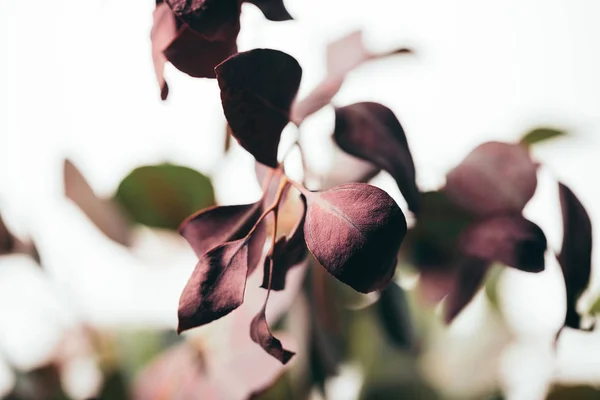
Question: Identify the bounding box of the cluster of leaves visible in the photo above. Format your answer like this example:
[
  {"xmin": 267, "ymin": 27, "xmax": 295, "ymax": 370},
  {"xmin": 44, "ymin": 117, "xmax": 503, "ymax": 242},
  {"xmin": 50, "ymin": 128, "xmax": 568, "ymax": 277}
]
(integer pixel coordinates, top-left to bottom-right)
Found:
[
  {"xmin": 149, "ymin": 0, "xmax": 596, "ymax": 369},
  {"xmin": 177, "ymin": 48, "xmax": 413, "ymax": 364},
  {"xmin": 399, "ymin": 129, "xmax": 593, "ymax": 334},
  {"xmin": 152, "ymin": 0, "xmax": 293, "ymax": 100}
]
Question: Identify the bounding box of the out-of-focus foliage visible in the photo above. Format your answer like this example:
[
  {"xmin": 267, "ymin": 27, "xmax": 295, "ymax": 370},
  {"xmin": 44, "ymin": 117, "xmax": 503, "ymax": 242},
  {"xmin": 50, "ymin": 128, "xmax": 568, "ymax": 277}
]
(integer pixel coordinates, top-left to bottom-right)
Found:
[
  {"xmin": 114, "ymin": 163, "xmax": 215, "ymax": 231},
  {"xmin": 520, "ymin": 127, "xmax": 567, "ymax": 147}
]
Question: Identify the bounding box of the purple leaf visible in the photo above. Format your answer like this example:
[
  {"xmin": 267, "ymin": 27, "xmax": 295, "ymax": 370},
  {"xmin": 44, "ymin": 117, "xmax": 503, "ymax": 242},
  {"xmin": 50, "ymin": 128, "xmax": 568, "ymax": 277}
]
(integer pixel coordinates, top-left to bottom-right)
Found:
[
  {"xmin": 178, "ymin": 238, "xmax": 249, "ymax": 333},
  {"xmin": 179, "ymin": 201, "xmax": 266, "ymax": 274},
  {"xmin": 180, "ymin": 202, "xmax": 262, "ymax": 258},
  {"xmin": 261, "ymin": 197, "xmax": 307, "ymax": 290},
  {"xmin": 445, "ymin": 142, "xmax": 538, "ymax": 217},
  {"xmin": 216, "ymin": 49, "xmax": 302, "ymax": 167},
  {"xmin": 166, "ymin": 0, "xmax": 241, "ymax": 41},
  {"xmin": 333, "ymin": 102, "xmax": 420, "ymax": 214},
  {"xmin": 303, "ymin": 183, "xmax": 407, "ymax": 293},
  {"xmin": 245, "ymin": 0, "xmax": 293, "ymax": 21},
  {"xmin": 444, "ymin": 257, "xmax": 490, "ymax": 323},
  {"xmin": 558, "ymin": 183, "xmax": 592, "ymax": 329},
  {"xmin": 151, "ymin": 3, "xmax": 178, "ymax": 100},
  {"xmin": 458, "ymin": 215, "xmax": 547, "ymax": 273},
  {"xmin": 250, "ymin": 287, "xmax": 295, "ymax": 364},
  {"xmin": 164, "ymin": 26, "xmax": 238, "ymax": 80}
]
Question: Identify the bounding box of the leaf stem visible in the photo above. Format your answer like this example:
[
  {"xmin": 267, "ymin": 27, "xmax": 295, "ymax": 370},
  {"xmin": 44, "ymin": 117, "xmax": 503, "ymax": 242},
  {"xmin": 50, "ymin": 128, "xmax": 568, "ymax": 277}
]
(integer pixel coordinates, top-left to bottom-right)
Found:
[
  {"xmin": 286, "ymin": 177, "xmax": 312, "ymax": 198},
  {"xmin": 246, "ymin": 176, "xmax": 290, "ymax": 240}
]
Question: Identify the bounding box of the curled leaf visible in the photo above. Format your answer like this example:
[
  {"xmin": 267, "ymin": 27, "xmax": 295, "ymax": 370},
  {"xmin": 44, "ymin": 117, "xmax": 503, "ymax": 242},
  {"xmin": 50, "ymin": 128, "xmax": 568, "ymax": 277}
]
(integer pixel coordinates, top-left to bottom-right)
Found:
[
  {"xmin": 444, "ymin": 257, "xmax": 490, "ymax": 323},
  {"xmin": 458, "ymin": 215, "xmax": 547, "ymax": 273},
  {"xmin": 164, "ymin": 26, "xmax": 238, "ymax": 79},
  {"xmin": 249, "ymin": 308, "xmax": 295, "ymax": 364},
  {"xmin": 246, "ymin": 0, "xmax": 293, "ymax": 21},
  {"xmin": 334, "ymin": 102, "xmax": 419, "ymax": 214},
  {"xmin": 250, "ymin": 278, "xmax": 295, "ymax": 363},
  {"xmin": 216, "ymin": 49, "xmax": 302, "ymax": 167},
  {"xmin": 178, "ymin": 238, "xmax": 249, "ymax": 333},
  {"xmin": 114, "ymin": 163, "xmax": 215, "ymax": 231},
  {"xmin": 445, "ymin": 141, "xmax": 537, "ymax": 217},
  {"xmin": 64, "ymin": 159, "xmax": 132, "ymax": 246},
  {"xmin": 151, "ymin": 3, "xmax": 178, "ymax": 100},
  {"xmin": 166, "ymin": 0, "xmax": 241, "ymax": 41},
  {"xmin": 303, "ymin": 183, "xmax": 407, "ymax": 293},
  {"xmin": 558, "ymin": 183, "xmax": 592, "ymax": 329}
]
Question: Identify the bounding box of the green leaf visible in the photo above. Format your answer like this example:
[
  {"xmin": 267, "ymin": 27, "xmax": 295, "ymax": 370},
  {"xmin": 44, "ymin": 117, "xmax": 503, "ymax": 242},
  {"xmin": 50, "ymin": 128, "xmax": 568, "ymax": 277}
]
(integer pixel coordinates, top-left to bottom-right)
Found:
[
  {"xmin": 520, "ymin": 127, "xmax": 566, "ymax": 147},
  {"xmin": 114, "ymin": 163, "xmax": 215, "ymax": 231},
  {"xmin": 484, "ymin": 264, "xmax": 504, "ymax": 313},
  {"xmin": 588, "ymin": 296, "xmax": 600, "ymax": 315}
]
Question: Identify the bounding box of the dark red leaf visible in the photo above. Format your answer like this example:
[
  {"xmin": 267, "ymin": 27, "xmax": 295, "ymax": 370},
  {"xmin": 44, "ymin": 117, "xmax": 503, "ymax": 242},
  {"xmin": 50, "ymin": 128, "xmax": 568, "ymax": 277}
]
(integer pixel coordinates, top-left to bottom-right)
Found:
[
  {"xmin": 445, "ymin": 142, "xmax": 538, "ymax": 217},
  {"xmin": 250, "ymin": 269, "xmax": 295, "ymax": 364},
  {"xmin": 164, "ymin": 26, "xmax": 238, "ymax": 79},
  {"xmin": 333, "ymin": 102, "xmax": 420, "ymax": 214},
  {"xmin": 458, "ymin": 215, "xmax": 547, "ymax": 273},
  {"xmin": 303, "ymin": 183, "xmax": 407, "ymax": 293},
  {"xmin": 166, "ymin": 0, "xmax": 241, "ymax": 41},
  {"xmin": 178, "ymin": 238, "xmax": 250, "ymax": 333},
  {"xmin": 261, "ymin": 197, "xmax": 307, "ymax": 290},
  {"xmin": 250, "ymin": 306, "xmax": 295, "ymax": 364},
  {"xmin": 444, "ymin": 257, "xmax": 490, "ymax": 323},
  {"xmin": 558, "ymin": 183, "xmax": 592, "ymax": 329},
  {"xmin": 245, "ymin": 0, "xmax": 292, "ymax": 21},
  {"xmin": 151, "ymin": 3, "xmax": 178, "ymax": 100},
  {"xmin": 179, "ymin": 202, "xmax": 262, "ymax": 258},
  {"xmin": 216, "ymin": 49, "xmax": 302, "ymax": 167},
  {"xmin": 179, "ymin": 201, "xmax": 266, "ymax": 275}
]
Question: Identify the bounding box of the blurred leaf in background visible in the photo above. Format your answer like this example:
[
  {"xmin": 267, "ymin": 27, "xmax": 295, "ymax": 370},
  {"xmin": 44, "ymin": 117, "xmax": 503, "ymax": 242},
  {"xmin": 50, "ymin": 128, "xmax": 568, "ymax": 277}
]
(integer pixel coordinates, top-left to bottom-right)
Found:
[
  {"xmin": 520, "ymin": 127, "xmax": 567, "ymax": 147},
  {"xmin": 113, "ymin": 163, "xmax": 215, "ymax": 231}
]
